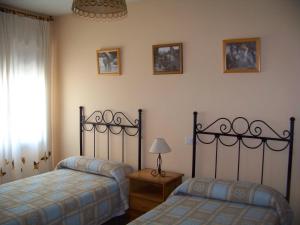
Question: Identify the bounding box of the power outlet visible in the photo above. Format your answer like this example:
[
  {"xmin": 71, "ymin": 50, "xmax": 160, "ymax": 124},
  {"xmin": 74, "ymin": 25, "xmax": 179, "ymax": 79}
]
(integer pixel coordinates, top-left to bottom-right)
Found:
[{"xmin": 185, "ymin": 136, "xmax": 193, "ymax": 145}]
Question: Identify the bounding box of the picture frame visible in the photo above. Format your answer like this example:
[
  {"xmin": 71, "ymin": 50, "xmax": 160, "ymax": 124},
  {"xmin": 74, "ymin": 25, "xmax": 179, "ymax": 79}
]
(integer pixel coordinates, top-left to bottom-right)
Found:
[
  {"xmin": 96, "ymin": 48, "xmax": 121, "ymax": 75},
  {"xmin": 223, "ymin": 38, "xmax": 261, "ymax": 73},
  {"xmin": 152, "ymin": 43, "xmax": 183, "ymax": 75}
]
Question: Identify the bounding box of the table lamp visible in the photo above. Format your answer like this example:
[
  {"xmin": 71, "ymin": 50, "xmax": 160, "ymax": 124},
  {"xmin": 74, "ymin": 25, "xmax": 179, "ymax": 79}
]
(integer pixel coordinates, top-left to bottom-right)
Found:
[{"xmin": 149, "ymin": 138, "xmax": 171, "ymax": 177}]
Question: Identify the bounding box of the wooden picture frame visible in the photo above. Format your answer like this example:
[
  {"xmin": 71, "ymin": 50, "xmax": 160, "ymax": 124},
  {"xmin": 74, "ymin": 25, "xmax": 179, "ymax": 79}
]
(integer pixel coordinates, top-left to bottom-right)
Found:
[
  {"xmin": 152, "ymin": 43, "xmax": 183, "ymax": 75},
  {"xmin": 96, "ymin": 48, "xmax": 121, "ymax": 75},
  {"xmin": 223, "ymin": 38, "xmax": 261, "ymax": 73}
]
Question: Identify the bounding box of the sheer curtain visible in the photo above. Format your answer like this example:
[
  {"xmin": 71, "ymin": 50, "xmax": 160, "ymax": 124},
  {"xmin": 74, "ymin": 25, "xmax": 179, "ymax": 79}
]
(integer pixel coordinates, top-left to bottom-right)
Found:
[{"xmin": 0, "ymin": 12, "xmax": 52, "ymax": 183}]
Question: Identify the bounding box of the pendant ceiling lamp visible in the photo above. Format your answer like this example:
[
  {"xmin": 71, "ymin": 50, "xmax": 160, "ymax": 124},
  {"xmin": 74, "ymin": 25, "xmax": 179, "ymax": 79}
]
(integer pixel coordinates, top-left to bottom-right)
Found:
[{"xmin": 72, "ymin": 0, "xmax": 128, "ymax": 20}]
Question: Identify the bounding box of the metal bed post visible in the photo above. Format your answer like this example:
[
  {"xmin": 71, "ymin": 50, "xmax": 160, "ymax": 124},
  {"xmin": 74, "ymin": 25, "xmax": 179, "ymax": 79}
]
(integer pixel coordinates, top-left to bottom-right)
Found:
[
  {"xmin": 192, "ymin": 111, "xmax": 198, "ymax": 178},
  {"xmin": 214, "ymin": 136, "xmax": 219, "ymax": 179},
  {"xmin": 286, "ymin": 117, "xmax": 295, "ymax": 202},
  {"xmin": 138, "ymin": 109, "xmax": 142, "ymax": 171},
  {"xmin": 79, "ymin": 106, "xmax": 84, "ymax": 156}
]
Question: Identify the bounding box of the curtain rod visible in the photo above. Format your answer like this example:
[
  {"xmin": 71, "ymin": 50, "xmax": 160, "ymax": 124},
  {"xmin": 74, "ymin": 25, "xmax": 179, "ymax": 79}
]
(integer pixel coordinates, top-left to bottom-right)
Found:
[{"xmin": 0, "ymin": 4, "xmax": 54, "ymax": 22}]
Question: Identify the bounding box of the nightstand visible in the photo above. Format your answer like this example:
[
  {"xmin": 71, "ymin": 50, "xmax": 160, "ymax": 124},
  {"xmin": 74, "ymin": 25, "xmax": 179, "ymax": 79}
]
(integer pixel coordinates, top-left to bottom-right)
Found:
[{"xmin": 127, "ymin": 168, "xmax": 183, "ymax": 219}]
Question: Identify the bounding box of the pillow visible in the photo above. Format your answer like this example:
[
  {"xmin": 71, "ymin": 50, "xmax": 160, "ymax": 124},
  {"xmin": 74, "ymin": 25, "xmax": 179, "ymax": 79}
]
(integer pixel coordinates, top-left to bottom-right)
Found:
[
  {"xmin": 56, "ymin": 156, "xmax": 134, "ymax": 209},
  {"xmin": 172, "ymin": 177, "xmax": 293, "ymax": 225},
  {"xmin": 56, "ymin": 156, "xmax": 133, "ymax": 179}
]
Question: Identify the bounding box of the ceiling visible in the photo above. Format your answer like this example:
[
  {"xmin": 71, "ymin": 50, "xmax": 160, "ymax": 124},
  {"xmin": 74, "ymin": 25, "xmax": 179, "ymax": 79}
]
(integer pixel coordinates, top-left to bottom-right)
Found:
[{"xmin": 0, "ymin": 0, "xmax": 141, "ymax": 16}]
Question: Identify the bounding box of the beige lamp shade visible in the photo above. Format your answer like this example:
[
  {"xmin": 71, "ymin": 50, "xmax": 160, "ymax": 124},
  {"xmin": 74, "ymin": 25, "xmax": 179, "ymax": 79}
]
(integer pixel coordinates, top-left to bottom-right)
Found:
[{"xmin": 149, "ymin": 138, "xmax": 171, "ymax": 154}]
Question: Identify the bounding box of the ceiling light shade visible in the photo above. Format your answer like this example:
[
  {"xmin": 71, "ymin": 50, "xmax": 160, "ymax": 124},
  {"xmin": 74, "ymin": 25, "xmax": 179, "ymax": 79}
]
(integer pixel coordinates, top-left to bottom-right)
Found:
[{"xmin": 72, "ymin": 0, "xmax": 128, "ymax": 20}]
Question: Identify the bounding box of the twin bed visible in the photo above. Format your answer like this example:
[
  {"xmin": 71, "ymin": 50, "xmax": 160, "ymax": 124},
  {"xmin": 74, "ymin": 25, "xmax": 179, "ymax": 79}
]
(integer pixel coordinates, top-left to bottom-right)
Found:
[
  {"xmin": 0, "ymin": 107, "xmax": 295, "ymax": 225},
  {"xmin": 0, "ymin": 107, "xmax": 142, "ymax": 225},
  {"xmin": 129, "ymin": 112, "xmax": 295, "ymax": 225}
]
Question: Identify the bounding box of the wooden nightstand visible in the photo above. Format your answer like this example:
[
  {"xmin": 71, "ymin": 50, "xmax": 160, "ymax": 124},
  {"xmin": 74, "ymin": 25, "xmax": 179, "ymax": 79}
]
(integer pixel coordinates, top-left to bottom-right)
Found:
[{"xmin": 127, "ymin": 168, "xmax": 183, "ymax": 219}]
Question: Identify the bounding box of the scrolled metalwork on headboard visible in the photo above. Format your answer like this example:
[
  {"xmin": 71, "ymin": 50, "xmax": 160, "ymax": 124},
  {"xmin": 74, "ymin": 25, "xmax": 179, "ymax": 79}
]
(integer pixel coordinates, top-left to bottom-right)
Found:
[
  {"xmin": 192, "ymin": 112, "xmax": 295, "ymax": 202},
  {"xmin": 80, "ymin": 106, "xmax": 142, "ymax": 170}
]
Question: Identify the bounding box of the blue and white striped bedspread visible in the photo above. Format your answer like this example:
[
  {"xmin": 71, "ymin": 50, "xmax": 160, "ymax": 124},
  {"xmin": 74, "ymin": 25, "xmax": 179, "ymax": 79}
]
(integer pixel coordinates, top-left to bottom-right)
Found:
[
  {"xmin": 0, "ymin": 156, "xmax": 133, "ymax": 225},
  {"xmin": 129, "ymin": 177, "xmax": 293, "ymax": 225},
  {"xmin": 130, "ymin": 195, "xmax": 280, "ymax": 225}
]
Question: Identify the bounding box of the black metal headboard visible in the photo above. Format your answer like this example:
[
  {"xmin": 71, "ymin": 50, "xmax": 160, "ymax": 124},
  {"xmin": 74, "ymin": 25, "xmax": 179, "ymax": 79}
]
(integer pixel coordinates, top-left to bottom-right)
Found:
[
  {"xmin": 79, "ymin": 106, "xmax": 142, "ymax": 170},
  {"xmin": 192, "ymin": 112, "xmax": 295, "ymax": 202}
]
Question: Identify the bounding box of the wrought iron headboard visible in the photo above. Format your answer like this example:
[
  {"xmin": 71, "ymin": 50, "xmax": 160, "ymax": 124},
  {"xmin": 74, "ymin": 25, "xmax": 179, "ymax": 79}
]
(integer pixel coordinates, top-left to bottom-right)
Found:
[
  {"xmin": 192, "ymin": 112, "xmax": 295, "ymax": 202},
  {"xmin": 79, "ymin": 106, "xmax": 142, "ymax": 170}
]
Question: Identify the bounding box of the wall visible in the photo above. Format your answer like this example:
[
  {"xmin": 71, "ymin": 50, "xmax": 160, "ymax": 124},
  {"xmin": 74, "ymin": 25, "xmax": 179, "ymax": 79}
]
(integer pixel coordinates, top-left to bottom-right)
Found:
[{"xmin": 54, "ymin": 0, "xmax": 300, "ymax": 222}]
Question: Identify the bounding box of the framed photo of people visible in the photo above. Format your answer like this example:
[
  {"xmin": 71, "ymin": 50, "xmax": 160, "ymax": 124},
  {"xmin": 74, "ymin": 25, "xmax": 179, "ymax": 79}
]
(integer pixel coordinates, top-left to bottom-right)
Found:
[
  {"xmin": 152, "ymin": 43, "xmax": 183, "ymax": 75},
  {"xmin": 96, "ymin": 48, "xmax": 121, "ymax": 75},
  {"xmin": 223, "ymin": 38, "xmax": 261, "ymax": 73}
]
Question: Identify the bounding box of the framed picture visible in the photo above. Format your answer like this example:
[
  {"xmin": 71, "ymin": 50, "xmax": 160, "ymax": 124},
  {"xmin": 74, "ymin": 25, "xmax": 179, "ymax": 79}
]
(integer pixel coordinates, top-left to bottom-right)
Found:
[
  {"xmin": 153, "ymin": 43, "xmax": 183, "ymax": 75},
  {"xmin": 223, "ymin": 38, "xmax": 261, "ymax": 73},
  {"xmin": 96, "ymin": 48, "xmax": 121, "ymax": 75}
]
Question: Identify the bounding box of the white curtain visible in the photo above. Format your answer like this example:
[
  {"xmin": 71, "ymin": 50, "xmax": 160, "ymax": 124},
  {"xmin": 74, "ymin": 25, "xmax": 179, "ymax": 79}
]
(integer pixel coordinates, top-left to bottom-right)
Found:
[{"xmin": 0, "ymin": 12, "xmax": 52, "ymax": 183}]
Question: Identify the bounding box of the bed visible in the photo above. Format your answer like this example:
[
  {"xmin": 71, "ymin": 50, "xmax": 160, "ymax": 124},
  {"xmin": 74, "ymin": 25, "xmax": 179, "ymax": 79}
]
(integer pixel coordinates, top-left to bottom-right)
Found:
[
  {"xmin": 129, "ymin": 113, "xmax": 295, "ymax": 225},
  {"xmin": 0, "ymin": 106, "xmax": 143, "ymax": 225}
]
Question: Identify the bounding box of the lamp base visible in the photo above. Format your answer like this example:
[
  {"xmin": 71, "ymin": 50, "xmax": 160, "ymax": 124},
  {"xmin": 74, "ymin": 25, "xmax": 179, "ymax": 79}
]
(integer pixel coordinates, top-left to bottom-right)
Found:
[
  {"xmin": 151, "ymin": 169, "xmax": 166, "ymax": 177},
  {"xmin": 150, "ymin": 153, "xmax": 166, "ymax": 177}
]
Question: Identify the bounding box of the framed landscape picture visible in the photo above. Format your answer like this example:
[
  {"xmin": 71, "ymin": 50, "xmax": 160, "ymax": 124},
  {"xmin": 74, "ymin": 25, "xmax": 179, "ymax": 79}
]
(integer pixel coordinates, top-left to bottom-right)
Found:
[
  {"xmin": 223, "ymin": 38, "xmax": 261, "ymax": 73},
  {"xmin": 96, "ymin": 48, "xmax": 121, "ymax": 75},
  {"xmin": 153, "ymin": 43, "xmax": 183, "ymax": 75}
]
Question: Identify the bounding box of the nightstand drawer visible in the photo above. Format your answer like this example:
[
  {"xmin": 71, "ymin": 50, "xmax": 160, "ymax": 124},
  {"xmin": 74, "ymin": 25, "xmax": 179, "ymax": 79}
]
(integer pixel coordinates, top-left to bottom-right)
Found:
[{"xmin": 129, "ymin": 195, "xmax": 159, "ymax": 212}]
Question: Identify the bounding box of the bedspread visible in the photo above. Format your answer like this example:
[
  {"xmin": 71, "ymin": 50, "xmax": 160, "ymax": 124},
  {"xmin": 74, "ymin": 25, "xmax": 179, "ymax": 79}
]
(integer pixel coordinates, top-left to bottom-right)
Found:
[
  {"xmin": 0, "ymin": 169, "xmax": 125, "ymax": 225},
  {"xmin": 129, "ymin": 195, "xmax": 280, "ymax": 225},
  {"xmin": 129, "ymin": 177, "xmax": 293, "ymax": 225}
]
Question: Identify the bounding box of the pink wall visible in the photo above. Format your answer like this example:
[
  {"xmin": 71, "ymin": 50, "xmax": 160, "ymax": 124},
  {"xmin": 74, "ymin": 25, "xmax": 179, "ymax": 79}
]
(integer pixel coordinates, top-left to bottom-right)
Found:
[{"xmin": 53, "ymin": 0, "xmax": 300, "ymax": 222}]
